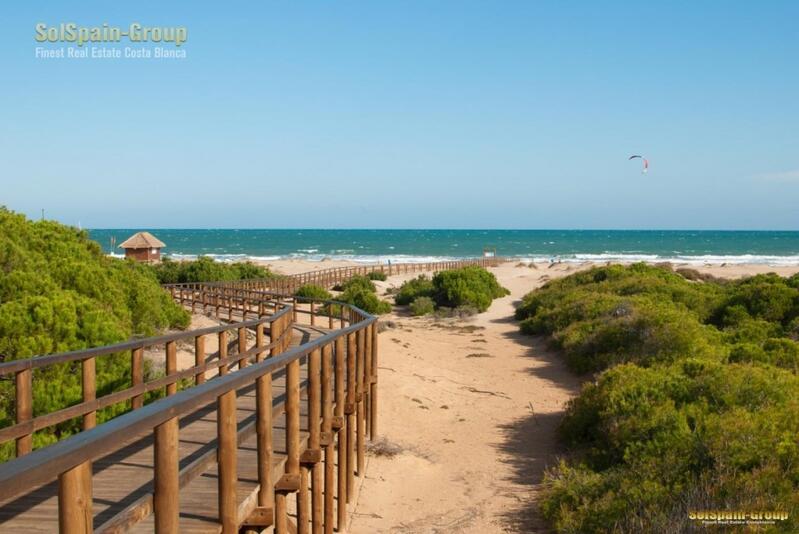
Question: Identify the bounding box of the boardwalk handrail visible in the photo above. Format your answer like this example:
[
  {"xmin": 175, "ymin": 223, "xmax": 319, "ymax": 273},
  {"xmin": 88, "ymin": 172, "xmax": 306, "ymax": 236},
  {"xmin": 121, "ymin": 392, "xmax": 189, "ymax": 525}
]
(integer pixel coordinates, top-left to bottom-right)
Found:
[
  {"xmin": 0, "ymin": 282, "xmax": 379, "ymax": 533},
  {"xmin": 0, "ymin": 295, "xmax": 291, "ymax": 454},
  {"xmin": 0, "ymin": 257, "xmax": 503, "ymax": 532},
  {"xmin": 210, "ymin": 256, "xmax": 505, "ymax": 292},
  {"xmin": 0, "ymin": 308, "xmax": 371, "ymax": 501}
]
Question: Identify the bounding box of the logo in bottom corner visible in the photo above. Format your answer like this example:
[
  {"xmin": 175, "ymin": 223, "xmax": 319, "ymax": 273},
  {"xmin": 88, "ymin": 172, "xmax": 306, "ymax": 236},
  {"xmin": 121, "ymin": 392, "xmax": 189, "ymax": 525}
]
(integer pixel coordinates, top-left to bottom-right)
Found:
[{"xmin": 689, "ymin": 510, "xmax": 789, "ymax": 526}]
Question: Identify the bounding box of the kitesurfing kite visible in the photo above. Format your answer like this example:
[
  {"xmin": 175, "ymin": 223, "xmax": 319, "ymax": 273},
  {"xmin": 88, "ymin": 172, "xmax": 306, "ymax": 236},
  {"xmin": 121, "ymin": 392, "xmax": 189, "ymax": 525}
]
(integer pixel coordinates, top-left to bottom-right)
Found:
[{"xmin": 629, "ymin": 155, "xmax": 649, "ymax": 174}]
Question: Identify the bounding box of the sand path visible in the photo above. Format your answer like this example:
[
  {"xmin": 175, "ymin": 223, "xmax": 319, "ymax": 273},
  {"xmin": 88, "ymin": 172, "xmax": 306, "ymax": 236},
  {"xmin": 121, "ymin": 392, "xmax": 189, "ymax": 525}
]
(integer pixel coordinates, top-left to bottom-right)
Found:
[{"xmin": 348, "ymin": 264, "xmax": 584, "ymax": 533}]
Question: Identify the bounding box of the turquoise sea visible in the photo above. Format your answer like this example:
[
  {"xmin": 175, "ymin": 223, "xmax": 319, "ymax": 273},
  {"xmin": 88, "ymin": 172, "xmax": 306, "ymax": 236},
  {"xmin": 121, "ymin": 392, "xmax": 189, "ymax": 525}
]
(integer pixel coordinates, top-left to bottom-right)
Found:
[{"xmin": 88, "ymin": 229, "xmax": 799, "ymax": 265}]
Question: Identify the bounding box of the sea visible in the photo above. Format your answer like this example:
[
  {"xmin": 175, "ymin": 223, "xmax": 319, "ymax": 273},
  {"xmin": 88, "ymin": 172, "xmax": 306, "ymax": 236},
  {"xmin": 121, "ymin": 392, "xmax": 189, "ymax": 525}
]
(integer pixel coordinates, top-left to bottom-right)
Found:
[{"xmin": 88, "ymin": 229, "xmax": 799, "ymax": 266}]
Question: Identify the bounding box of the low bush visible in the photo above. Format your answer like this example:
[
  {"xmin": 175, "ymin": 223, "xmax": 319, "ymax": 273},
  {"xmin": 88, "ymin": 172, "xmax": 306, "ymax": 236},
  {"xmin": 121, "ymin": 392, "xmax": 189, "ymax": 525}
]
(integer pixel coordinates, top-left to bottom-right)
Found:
[
  {"xmin": 341, "ymin": 287, "xmax": 392, "ymax": 315},
  {"xmin": 517, "ymin": 263, "xmax": 799, "ymax": 532},
  {"xmin": 367, "ymin": 271, "xmax": 387, "ymax": 281},
  {"xmin": 409, "ymin": 296, "xmax": 435, "ymax": 316},
  {"xmin": 431, "ymin": 265, "xmax": 509, "ymax": 312},
  {"xmin": 150, "ymin": 256, "xmax": 277, "ymax": 284},
  {"xmin": 394, "ymin": 275, "xmax": 435, "ymax": 305},
  {"xmin": 544, "ymin": 361, "xmax": 799, "ymax": 533},
  {"xmin": 294, "ymin": 284, "xmax": 332, "ymax": 301},
  {"xmin": 395, "ymin": 267, "xmax": 508, "ymax": 314},
  {"xmin": 330, "ymin": 275, "xmax": 393, "ymax": 315},
  {"xmin": 343, "ymin": 275, "xmax": 376, "ymax": 292}
]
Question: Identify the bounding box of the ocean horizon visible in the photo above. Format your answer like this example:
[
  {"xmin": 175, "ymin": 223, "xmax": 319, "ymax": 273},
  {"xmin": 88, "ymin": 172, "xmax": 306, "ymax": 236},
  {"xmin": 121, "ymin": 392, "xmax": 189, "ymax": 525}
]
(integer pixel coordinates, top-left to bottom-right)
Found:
[{"xmin": 88, "ymin": 229, "xmax": 799, "ymax": 266}]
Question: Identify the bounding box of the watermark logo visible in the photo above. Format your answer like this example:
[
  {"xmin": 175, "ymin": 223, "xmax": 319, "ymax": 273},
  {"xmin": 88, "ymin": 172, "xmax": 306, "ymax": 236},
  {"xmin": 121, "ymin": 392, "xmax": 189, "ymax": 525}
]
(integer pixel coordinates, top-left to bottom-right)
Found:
[
  {"xmin": 689, "ymin": 510, "xmax": 789, "ymax": 526},
  {"xmin": 34, "ymin": 23, "xmax": 188, "ymax": 60}
]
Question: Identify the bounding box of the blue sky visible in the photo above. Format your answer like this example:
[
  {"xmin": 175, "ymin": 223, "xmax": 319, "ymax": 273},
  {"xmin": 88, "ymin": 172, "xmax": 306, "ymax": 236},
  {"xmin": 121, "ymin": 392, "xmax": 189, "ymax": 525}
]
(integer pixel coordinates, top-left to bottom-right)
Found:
[{"xmin": 2, "ymin": 1, "xmax": 798, "ymax": 229}]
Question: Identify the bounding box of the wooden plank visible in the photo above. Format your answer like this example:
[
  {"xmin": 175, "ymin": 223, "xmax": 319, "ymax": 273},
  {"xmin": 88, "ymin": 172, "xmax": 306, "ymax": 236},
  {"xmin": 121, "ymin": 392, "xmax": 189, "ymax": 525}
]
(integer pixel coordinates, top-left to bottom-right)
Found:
[{"xmin": 0, "ymin": 328, "xmax": 321, "ymax": 534}]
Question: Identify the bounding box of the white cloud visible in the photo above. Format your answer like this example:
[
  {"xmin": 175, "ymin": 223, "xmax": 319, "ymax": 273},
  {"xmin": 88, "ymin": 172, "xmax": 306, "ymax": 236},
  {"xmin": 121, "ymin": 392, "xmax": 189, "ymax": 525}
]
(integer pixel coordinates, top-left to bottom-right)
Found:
[{"xmin": 753, "ymin": 169, "xmax": 799, "ymax": 183}]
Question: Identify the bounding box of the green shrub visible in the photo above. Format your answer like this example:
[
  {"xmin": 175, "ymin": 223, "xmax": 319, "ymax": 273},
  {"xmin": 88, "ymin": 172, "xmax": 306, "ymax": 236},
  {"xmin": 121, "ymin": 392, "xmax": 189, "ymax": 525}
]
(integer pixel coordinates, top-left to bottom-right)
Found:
[
  {"xmin": 409, "ymin": 296, "xmax": 435, "ymax": 316},
  {"xmin": 0, "ymin": 207, "xmax": 189, "ymax": 461},
  {"xmin": 553, "ymin": 296, "xmax": 723, "ymax": 372},
  {"xmin": 544, "ymin": 362, "xmax": 799, "ymax": 532},
  {"xmin": 149, "ymin": 256, "xmax": 277, "ymax": 284},
  {"xmin": 518, "ymin": 263, "xmax": 799, "ymax": 532},
  {"xmin": 339, "ymin": 275, "xmax": 376, "ymax": 294},
  {"xmin": 394, "ymin": 275, "xmax": 435, "ymax": 305},
  {"xmin": 395, "ymin": 267, "xmax": 508, "ymax": 314},
  {"xmin": 431, "ymin": 265, "xmax": 509, "ymax": 312},
  {"xmin": 341, "ymin": 287, "xmax": 392, "ymax": 315},
  {"xmin": 294, "ymin": 284, "xmax": 332, "ymax": 301},
  {"xmin": 719, "ymin": 274, "xmax": 799, "ymax": 324},
  {"xmin": 328, "ymin": 274, "xmax": 392, "ymax": 315},
  {"xmin": 367, "ymin": 270, "xmax": 387, "ymax": 281}
]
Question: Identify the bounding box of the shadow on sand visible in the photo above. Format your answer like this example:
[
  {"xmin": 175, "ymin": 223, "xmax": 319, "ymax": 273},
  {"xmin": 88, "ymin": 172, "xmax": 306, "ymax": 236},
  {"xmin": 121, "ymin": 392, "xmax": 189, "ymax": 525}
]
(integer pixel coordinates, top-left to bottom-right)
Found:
[{"xmin": 492, "ymin": 321, "xmax": 585, "ymax": 533}]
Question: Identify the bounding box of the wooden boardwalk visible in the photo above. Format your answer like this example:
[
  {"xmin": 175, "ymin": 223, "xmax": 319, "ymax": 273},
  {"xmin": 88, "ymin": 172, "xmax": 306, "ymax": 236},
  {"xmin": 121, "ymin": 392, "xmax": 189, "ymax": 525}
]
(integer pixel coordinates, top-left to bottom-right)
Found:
[{"xmin": 0, "ymin": 326, "xmax": 328, "ymax": 533}]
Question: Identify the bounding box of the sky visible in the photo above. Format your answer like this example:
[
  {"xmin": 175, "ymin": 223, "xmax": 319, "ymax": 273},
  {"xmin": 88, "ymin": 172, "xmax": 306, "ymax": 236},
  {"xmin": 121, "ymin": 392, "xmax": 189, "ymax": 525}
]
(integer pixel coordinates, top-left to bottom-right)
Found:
[{"xmin": 1, "ymin": 1, "xmax": 798, "ymax": 230}]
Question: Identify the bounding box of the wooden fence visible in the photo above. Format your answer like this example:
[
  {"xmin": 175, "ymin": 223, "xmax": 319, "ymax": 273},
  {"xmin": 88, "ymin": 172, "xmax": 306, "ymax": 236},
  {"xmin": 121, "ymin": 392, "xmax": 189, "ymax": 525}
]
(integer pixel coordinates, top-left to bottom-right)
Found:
[
  {"xmin": 0, "ymin": 257, "xmax": 504, "ymax": 532},
  {"xmin": 231, "ymin": 257, "xmax": 505, "ymax": 293},
  {"xmin": 0, "ymin": 287, "xmax": 376, "ymax": 533}
]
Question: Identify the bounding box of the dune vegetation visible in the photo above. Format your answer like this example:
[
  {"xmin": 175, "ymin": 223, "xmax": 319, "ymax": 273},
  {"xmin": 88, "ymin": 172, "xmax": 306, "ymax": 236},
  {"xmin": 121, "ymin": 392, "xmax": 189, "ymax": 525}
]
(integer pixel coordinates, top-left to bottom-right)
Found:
[
  {"xmin": 0, "ymin": 208, "xmax": 191, "ymax": 460},
  {"xmin": 336, "ymin": 275, "xmax": 392, "ymax": 315},
  {"xmin": 294, "ymin": 284, "xmax": 333, "ymax": 301},
  {"xmin": 150, "ymin": 255, "xmax": 277, "ymax": 284},
  {"xmin": 516, "ymin": 263, "xmax": 799, "ymax": 532},
  {"xmin": 395, "ymin": 266, "xmax": 509, "ymax": 316}
]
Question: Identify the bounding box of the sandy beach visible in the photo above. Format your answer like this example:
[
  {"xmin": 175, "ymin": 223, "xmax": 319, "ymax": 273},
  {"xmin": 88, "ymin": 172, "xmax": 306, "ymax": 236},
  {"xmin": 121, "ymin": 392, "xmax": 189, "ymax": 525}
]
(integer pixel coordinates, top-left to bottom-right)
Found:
[
  {"xmin": 154, "ymin": 258, "xmax": 799, "ymax": 532},
  {"xmin": 286, "ymin": 259, "xmax": 799, "ymax": 533}
]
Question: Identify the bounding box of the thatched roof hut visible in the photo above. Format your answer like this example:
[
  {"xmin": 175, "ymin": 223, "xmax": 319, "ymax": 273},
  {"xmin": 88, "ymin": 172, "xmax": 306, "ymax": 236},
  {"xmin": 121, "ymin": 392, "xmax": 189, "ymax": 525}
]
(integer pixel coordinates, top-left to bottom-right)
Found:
[{"xmin": 119, "ymin": 231, "xmax": 165, "ymax": 262}]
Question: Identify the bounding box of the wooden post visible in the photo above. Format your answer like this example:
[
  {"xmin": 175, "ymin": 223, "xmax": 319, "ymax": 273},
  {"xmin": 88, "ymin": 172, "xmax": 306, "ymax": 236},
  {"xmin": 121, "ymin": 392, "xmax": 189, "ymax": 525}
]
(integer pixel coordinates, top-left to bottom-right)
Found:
[
  {"xmin": 279, "ymin": 345, "xmax": 301, "ymax": 533},
  {"xmin": 298, "ymin": 349, "xmax": 319, "ymax": 534},
  {"xmin": 311, "ymin": 300, "xmax": 316, "ymax": 326},
  {"xmin": 131, "ymin": 348, "xmax": 144, "ymax": 410},
  {"xmin": 346, "ymin": 332, "xmax": 356, "ymax": 499},
  {"xmin": 154, "ymin": 417, "xmax": 180, "ymax": 533},
  {"xmin": 364, "ymin": 323, "xmax": 373, "ymax": 438},
  {"xmin": 255, "ymin": 323, "xmax": 274, "ymax": 511},
  {"xmin": 195, "ymin": 335, "xmax": 206, "ymax": 385},
  {"xmin": 166, "ymin": 341, "xmax": 177, "ymax": 396},
  {"xmin": 321, "ymin": 344, "xmax": 335, "ymax": 534},
  {"xmin": 356, "ymin": 329, "xmax": 365, "ymax": 476},
  {"xmin": 238, "ymin": 327, "xmax": 247, "ymax": 369},
  {"xmin": 335, "ymin": 336, "xmax": 347, "ymax": 529},
  {"xmin": 370, "ymin": 323, "xmax": 378, "ymax": 439},
  {"xmin": 284, "ymin": 313, "xmax": 293, "ymax": 352},
  {"xmin": 309, "ymin": 348, "xmax": 323, "ymax": 534},
  {"xmin": 82, "ymin": 357, "xmax": 96, "ymax": 430},
  {"xmin": 15, "ymin": 368, "xmax": 32, "ymax": 457},
  {"xmin": 58, "ymin": 461, "xmax": 92, "ymax": 534},
  {"xmin": 218, "ymin": 389, "xmax": 238, "ymax": 533},
  {"xmin": 219, "ymin": 330, "xmax": 229, "ymax": 376},
  {"xmin": 299, "ymin": 464, "xmax": 310, "ymax": 534}
]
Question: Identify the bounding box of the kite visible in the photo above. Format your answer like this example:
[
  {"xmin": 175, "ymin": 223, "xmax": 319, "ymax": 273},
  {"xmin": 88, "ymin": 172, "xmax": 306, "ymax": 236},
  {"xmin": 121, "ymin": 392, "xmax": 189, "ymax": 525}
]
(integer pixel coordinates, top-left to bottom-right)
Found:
[{"xmin": 629, "ymin": 155, "xmax": 649, "ymax": 174}]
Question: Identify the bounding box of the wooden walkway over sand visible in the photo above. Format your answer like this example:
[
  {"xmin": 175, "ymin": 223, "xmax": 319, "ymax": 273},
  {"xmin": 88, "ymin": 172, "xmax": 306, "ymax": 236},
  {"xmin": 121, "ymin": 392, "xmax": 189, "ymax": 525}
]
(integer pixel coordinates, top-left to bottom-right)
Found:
[
  {"xmin": 0, "ymin": 258, "xmax": 503, "ymax": 533},
  {"xmin": 1, "ymin": 326, "xmax": 324, "ymax": 533}
]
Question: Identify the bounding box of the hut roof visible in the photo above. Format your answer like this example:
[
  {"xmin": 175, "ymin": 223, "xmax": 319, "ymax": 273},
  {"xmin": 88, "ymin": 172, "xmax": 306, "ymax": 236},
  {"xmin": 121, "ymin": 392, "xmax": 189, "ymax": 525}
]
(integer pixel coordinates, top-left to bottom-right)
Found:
[{"xmin": 118, "ymin": 231, "xmax": 166, "ymax": 249}]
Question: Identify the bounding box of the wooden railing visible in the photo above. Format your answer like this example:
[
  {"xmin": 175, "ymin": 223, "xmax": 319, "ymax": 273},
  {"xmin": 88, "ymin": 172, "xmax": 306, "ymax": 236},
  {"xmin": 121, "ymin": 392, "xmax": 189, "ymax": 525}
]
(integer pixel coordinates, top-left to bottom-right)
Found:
[
  {"xmin": 231, "ymin": 256, "xmax": 505, "ymax": 293},
  {"xmin": 0, "ymin": 285, "xmax": 377, "ymax": 533},
  {"xmin": 0, "ymin": 297, "xmax": 288, "ymax": 459},
  {"xmin": 0, "ymin": 257, "xmax": 502, "ymax": 532}
]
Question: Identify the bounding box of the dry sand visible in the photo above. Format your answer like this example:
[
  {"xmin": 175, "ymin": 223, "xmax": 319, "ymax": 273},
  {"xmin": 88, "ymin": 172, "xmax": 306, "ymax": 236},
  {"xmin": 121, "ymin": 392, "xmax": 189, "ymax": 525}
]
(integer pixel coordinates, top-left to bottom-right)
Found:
[
  {"xmin": 155, "ymin": 258, "xmax": 799, "ymax": 532},
  {"xmin": 343, "ymin": 260, "xmax": 799, "ymax": 534},
  {"xmin": 347, "ymin": 262, "xmax": 582, "ymax": 533}
]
